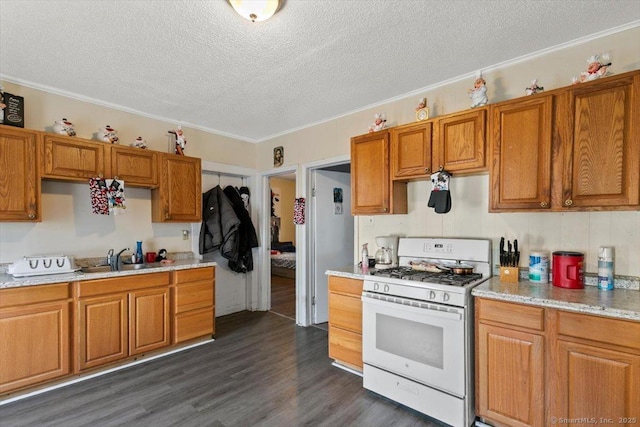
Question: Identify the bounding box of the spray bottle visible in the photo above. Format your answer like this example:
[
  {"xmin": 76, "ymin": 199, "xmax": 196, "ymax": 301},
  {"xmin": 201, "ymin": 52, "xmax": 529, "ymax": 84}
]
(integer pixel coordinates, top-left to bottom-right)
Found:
[{"xmin": 361, "ymin": 243, "xmax": 369, "ymax": 271}]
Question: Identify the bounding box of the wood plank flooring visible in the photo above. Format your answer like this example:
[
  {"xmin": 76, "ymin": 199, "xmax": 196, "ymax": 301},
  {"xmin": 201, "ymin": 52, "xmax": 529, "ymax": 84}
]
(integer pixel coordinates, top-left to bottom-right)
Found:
[
  {"xmin": 270, "ymin": 274, "xmax": 296, "ymax": 319},
  {"xmin": 0, "ymin": 311, "xmax": 444, "ymax": 427}
]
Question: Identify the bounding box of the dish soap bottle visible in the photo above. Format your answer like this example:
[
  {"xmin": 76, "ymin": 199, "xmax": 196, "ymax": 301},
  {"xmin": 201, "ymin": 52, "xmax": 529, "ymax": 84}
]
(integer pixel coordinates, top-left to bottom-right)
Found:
[
  {"xmin": 597, "ymin": 246, "xmax": 614, "ymax": 290},
  {"xmin": 361, "ymin": 243, "xmax": 369, "ymax": 271},
  {"xmin": 135, "ymin": 241, "xmax": 143, "ymax": 264}
]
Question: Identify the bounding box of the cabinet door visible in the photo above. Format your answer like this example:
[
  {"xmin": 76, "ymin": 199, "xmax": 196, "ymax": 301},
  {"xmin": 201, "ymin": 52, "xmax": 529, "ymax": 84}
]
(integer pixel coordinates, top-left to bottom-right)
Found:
[
  {"xmin": 152, "ymin": 154, "xmax": 202, "ymax": 222},
  {"xmin": 391, "ymin": 121, "xmax": 433, "ymax": 180},
  {"xmin": 555, "ymin": 340, "xmax": 640, "ymax": 422},
  {"xmin": 561, "ymin": 73, "xmax": 640, "ymax": 208},
  {"xmin": 130, "ymin": 287, "xmax": 169, "ymax": 355},
  {"xmin": 490, "ymin": 96, "xmax": 553, "ymax": 211},
  {"xmin": 434, "ymin": 107, "xmax": 487, "ymax": 174},
  {"xmin": 0, "ymin": 126, "xmax": 41, "ymax": 221},
  {"xmin": 109, "ymin": 145, "xmax": 158, "ymax": 188},
  {"xmin": 78, "ymin": 293, "xmax": 127, "ymax": 371},
  {"xmin": 351, "ymin": 131, "xmax": 407, "ymax": 214},
  {"xmin": 476, "ymin": 323, "xmax": 545, "ymax": 427},
  {"xmin": 0, "ymin": 301, "xmax": 70, "ymax": 393},
  {"xmin": 41, "ymin": 134, "xmax": 107, "ymax": 181},
  {"xmin": 328, "ymin": 325, "xmax": 362, "ymax": 369}
]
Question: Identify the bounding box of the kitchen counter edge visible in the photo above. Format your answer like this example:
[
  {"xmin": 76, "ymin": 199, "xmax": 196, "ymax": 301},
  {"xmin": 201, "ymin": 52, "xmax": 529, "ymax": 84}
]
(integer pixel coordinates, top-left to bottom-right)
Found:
[
  {"xmin": 325, "ymin": 267, "xmax": 640, "ymax": 322},
  {"xmin": 0, "ymin": 259, "xmax": 217, "ymax": 289},
  {"xmin": 472, "ymin": 277, "xmax": 640, "ymax": 322}
]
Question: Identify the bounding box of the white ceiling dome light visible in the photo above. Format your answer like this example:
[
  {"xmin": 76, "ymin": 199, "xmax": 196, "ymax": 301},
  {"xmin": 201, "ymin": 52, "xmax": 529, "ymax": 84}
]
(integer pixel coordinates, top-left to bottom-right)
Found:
[{"xmin": 229, "ymin": 0, "xmax": 281, "ymax": 22}]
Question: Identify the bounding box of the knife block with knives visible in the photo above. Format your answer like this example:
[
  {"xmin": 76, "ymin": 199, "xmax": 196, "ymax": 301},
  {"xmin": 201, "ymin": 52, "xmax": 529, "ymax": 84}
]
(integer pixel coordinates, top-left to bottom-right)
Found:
[{"xmin": 499, "ymin": 237, "xmax": 520, "ymax": 283}]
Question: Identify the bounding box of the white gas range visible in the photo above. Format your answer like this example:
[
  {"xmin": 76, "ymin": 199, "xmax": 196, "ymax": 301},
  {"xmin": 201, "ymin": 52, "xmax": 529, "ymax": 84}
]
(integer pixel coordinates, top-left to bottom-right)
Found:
[{"xmin": 361, "ymin": 237, "xmax": 491, "ymax": 427}]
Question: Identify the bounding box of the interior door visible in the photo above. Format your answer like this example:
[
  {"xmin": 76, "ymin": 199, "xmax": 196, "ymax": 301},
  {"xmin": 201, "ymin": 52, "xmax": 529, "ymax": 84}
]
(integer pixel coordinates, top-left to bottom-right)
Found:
[{"xmin": 312, "ymin": 169, "xmax": 353, "ymax": 324}]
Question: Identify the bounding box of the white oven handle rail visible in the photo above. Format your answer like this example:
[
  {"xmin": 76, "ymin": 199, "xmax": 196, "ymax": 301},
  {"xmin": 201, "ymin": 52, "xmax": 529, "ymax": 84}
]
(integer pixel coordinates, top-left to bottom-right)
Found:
[{"xmin": 362, "ymin": 292, "xmax": 462, "ymax": 321}]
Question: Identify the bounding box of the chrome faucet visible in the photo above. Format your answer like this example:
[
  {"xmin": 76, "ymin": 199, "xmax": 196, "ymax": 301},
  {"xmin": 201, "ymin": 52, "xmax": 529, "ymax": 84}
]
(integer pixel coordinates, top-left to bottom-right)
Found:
[{"xmin": 109, "ymin": 248, "xmax": 129, "ymax": 271}]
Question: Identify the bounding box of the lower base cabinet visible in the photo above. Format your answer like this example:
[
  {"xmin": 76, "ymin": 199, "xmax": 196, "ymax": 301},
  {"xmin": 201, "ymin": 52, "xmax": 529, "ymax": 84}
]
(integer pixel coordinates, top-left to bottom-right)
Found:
[
  {"xmin": 476, "ymin": 298, "xmax": 640, "ymax": 427},
  {"xmin": 328, "ymin": 275, "xmax": 363, "ymax": 371},
  {"xmin": 0, "ymin": 283, "xmax": 71, "ymax": 393},
  {"xmin": 171, "ymin": 267, "xmax": 215, "ymax": 343},
  {"xmin": 76, "ymin": 272, "xmax": 170, "ymax": 371}
]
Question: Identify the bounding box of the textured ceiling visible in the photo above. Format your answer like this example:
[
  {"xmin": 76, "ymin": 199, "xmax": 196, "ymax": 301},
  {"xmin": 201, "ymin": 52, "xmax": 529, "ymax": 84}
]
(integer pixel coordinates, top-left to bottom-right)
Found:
[{"xmin": 1, "ymin": 1, "xmax": 639, "ymax": 143}]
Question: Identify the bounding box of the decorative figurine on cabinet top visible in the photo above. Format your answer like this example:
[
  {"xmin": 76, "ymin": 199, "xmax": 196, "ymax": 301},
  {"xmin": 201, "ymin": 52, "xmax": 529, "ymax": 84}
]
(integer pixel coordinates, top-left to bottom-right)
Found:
[
  {"xmin": 130, "ymin": 136, "xmax": 147, "ymax": 149},
  {"xmin": 369, "ymin": 112, "xmax": 387, "ymax": 133},
  {"xmin": 168, "ymin": 125, "xmax": 187, "ymax": 155},
  {"xmin": 97, "ymin": 125, "xmax": 119, "ymax": 144},
  {"xmin": 415, "ymin": 98, "xmax": 430, "ymax": 121},
  {"xmin": 525, "ymin": 79, "xmax": 544, "ymax": 96},
  {"xmin": 574, "ymin": 53, "xmax": 612, "ymax": 84},
  {"xmin": 468, "ymin": 72, "xmax": 488, "ymax": 108},
  {"xmin": 53, "ymin": 118, "xmax": 76, "ymax": 137}
]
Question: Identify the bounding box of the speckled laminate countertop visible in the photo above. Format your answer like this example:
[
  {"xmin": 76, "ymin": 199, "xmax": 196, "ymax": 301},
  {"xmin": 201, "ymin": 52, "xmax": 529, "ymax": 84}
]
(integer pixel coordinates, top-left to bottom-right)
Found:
[
  {"xmin": 326, "ymin": 266, "xmax": 640, "ymax": 322},
  {"xmin": 0, "ymin": 259, "xmax": 217, "ymax": 289}
]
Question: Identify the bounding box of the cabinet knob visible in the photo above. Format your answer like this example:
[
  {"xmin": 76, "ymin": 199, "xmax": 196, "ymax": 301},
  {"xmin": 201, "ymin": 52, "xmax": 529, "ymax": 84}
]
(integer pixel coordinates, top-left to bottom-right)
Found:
[
  {"xmin": 540, "ymin": 201, "xmax": 548, "ymax": 208},
  {"xmin": 28, "ymin": 213, "xmax": 36, "ymax": 219},
  {"xmin": 564, "ymin": 199, "xmax": 573, "ymax": 206},
  {"xmin": 383, "ymin": 208, "xmax": 388, "ymax": 212},
  {"xmin": 165, "ymin": 211, "xmax": 171, "ymax": 220},
  {"xmin": 424, "ymin": 167, "xmax": 431, "ymax": 173}
]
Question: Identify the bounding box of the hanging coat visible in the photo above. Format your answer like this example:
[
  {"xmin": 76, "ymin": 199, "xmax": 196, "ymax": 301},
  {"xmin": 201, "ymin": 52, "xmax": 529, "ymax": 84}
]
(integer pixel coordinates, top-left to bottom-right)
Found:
[
  {"xmin": 223, "ymin": 185, "xmax": 259, "ymax": 273},
  {"xmin": 199, "ymin": 185, "xmax": 241, "ymax": 260}
]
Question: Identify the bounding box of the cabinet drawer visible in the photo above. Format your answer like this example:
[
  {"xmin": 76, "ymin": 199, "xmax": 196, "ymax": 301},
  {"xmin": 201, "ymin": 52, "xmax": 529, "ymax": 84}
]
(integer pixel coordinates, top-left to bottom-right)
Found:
[
  {"xmin": 329, "ymin": 292, "xmax": 362, "ymax": 333},
  {"xmin": 477, "ymin": 298, "xmax": 544, "ymax": 331},
  {"xmin": 0, "ymin": 283, "xmax": 70, "ymax": 309},
  {"xmin": 172, "ymin": 267, "xmax": 214, "ymax": 284},
  {"xmin": 174, "ymin": 308, "xmax": 214, "ymax": 343},
  {"xmin": 173, "ymin": 280, "xmax": 214, "ymax": 314},
  {"xmin": 77, "ymin": 272, "xmax": 170, "ymax": 297},
  {"xmin": 328, "ymin": 276, "xmax": 363, "ymax": 297},
  {"xmin": 329, "ymin": 326, "xmax": 362, "ymax": 369},
  {"xmin": 557, "ymin": 311, "xmax": 640, "ymax": 351}
]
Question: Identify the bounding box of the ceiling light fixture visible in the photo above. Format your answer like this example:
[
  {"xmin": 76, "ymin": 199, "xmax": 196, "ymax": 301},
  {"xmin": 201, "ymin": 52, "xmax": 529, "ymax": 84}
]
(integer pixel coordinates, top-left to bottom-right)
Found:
[{"xmin": 229, "ymin": 0, "xmax": 280, "ymax": 22}]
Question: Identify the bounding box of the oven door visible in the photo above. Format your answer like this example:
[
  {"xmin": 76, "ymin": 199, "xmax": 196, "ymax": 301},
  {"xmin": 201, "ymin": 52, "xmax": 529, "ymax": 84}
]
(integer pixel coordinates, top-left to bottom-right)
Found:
[{"xmin": 362, "ymin": 292, "xmax": 467, "ymax": 397}]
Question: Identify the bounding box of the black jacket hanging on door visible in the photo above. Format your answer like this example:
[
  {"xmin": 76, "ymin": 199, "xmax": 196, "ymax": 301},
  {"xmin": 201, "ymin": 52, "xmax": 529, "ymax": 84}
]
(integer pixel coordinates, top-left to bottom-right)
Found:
[
  {"xmin": 199, "ymin": 185, "xmax": 240, "ymax": 260},
  {"xmin": 223, "ymin": 185, "xmax": 259, "ymax": 273}
]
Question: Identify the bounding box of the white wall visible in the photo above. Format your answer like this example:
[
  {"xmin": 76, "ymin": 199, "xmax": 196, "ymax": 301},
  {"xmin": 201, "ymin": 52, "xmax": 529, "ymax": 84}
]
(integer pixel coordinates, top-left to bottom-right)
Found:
[{"xmin": 257, "ymin": 26, "xmax": 640, "ymax": 276}]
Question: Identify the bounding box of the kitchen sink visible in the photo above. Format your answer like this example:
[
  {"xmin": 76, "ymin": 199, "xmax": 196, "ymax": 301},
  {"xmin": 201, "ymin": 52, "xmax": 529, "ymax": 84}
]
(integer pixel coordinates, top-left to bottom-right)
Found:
[{"xmin": 80, "ymin": 264, "xmax": 150, "ymax": 273}]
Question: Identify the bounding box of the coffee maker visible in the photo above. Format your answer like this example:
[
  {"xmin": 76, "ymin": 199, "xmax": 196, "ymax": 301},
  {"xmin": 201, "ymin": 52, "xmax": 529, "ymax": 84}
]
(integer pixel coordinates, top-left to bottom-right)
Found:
[{"xmin": 374, "ymin": 236, "xmax": 399, "ymax": 269}]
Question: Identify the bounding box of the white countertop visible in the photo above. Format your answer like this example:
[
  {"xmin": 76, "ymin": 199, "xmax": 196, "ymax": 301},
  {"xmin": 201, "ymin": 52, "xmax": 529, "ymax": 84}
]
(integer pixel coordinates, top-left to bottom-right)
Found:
[
  {"xmin": 0, "ymin": 259, "xmax": 217, "ymax": 289},
  {"xmin": 326, "ymin": 266, "xmax": 640, "ymax": 322}
]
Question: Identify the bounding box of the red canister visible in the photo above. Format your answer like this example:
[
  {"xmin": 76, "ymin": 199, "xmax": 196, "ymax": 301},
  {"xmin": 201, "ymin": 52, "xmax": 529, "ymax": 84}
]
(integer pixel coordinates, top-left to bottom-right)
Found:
[{"xmin": 552, "ymin": 251, "xmax": 584, "ymax": 289}]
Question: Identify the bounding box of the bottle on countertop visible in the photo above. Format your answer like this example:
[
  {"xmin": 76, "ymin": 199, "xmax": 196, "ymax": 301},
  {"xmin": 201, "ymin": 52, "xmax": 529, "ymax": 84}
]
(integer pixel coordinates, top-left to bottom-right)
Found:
[
  {"xmin": 597, "ymin": 246, "xmax": 614, "ymax": 290},
  {"xmin": 135, "ymin": 241, "xmax": 144, "ymax": 264},
  {"xmin": 361, "ymin": 243, "xmax": 369, "ymax": 271}
]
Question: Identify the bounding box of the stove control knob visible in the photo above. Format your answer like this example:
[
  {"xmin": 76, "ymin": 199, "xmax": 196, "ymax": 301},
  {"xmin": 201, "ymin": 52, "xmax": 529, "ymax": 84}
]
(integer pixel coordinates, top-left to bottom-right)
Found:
[
  {"xmin": 429, "ymin": 290, "xmax": 436, "ymax": 300},
  {"xmin": 443, "ymin": 293, "xmax": 450, "ymax": 302},
  {"xmin": 383, "ymin": 284, "xmax": 390, "ymax": 293},
  {"xmin": 374, "ymin": 283, "xmax": 380, "ymax": 291}
]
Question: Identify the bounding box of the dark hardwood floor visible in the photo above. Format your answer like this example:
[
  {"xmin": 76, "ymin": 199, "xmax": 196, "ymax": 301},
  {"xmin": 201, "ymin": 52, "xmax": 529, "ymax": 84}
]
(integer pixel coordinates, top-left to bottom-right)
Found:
[
  {"xmin": 270, "ymin": 274, "xmax": 296, "ymax": 319},
  {"xmin": 0, "ymin": 311, "xmax": 444, "ymax": 427}
]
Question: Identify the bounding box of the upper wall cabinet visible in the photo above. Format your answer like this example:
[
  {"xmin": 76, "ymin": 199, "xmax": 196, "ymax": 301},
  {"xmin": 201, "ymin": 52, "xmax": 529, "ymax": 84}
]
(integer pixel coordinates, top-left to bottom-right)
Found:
[
  {"xmin": 41, "ymin": 133, "xmax": 107, "ymax": 181},
  {"xmin": 490, "ymin": 95, "xmax": 553, "ymax": 211},
  {"xmin": 558, "ymin": 71, "xmax": 640, "ymax": 209},
  {"xmin": 434, "ymin": 107, "xmax": 487, "ymax": 175},
  {"xmin": 0, "ymin": 125, "xmax": 41, "ymax": 221},
  {"xmin": 109, "ymin": 145, "xmax": 158, "ymax": 188},
  {"xmin": 351, "ymin": 131, "xmax": 407, "ymax": 215},
  {"xmin": 391, "ymin": 121, "xmax": 434, "ymax": 181},
  {"xmin": 151, "ymin": 153, "xmax": 202, "ymax": 222}
]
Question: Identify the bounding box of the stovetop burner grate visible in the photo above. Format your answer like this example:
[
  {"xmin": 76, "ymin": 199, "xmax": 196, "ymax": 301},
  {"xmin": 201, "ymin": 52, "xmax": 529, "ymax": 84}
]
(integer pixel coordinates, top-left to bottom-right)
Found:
[{"xmin": 370, "ymin": 267, "xmax": 482, "ymax": 286}]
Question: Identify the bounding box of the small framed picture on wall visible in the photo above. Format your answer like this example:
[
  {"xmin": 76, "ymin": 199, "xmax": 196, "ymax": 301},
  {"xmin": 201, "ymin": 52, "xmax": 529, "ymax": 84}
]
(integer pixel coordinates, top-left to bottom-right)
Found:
[{"xmin": 274, "ymin": 146, "xmax": 284, "ymax": 167}]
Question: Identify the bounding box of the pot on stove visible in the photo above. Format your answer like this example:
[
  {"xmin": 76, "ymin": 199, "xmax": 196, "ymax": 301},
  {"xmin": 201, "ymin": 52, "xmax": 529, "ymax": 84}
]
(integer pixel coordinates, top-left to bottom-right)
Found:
[{"xmin": 438, "ymin": 261, "xmax": 475, "ymax": 275}]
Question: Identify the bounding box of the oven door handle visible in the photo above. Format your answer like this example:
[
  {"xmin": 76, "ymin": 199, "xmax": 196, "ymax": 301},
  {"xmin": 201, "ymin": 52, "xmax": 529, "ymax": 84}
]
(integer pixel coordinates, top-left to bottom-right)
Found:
[{"xmin": 362, "ymin": 293, "xmax": 462, "ymax": 321}]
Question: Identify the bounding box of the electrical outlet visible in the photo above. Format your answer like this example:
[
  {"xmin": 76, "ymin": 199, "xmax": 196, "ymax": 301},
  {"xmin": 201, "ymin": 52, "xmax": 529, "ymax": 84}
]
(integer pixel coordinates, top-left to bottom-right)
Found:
[
  {"xmin": 366, "ymin": 217, "xmax": 375, "ymax": 227},
  {"xmin": 182, "ymin": 230, "xmax": 190, "ymax": 240}
]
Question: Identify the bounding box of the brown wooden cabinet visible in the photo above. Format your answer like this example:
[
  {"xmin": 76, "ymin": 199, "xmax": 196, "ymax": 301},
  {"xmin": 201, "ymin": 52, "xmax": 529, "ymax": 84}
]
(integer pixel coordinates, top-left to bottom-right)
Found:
[
  {"xmin": 558, "ymin": 72, "xmax": 640, "ymax": 209},
  {"xmin": 476, "ymin": 298, "xmax": 545, "ymax": 427},
  {"xmin": 476, "ymin": 297, "xmax": 640, "ymax": 427},
  {"xmin": 109, "ymin": 145, "xmax": 158, "ymax": 188},
  {"xmin": 328, "ymin": 275, "xmax": 363, "ymax": 371},
  {"xmin": 0, "ymin": 283, "xmax": 71, "ymax": 393},
  {"xmin": 152, "ymin": 153, "xmax": 202, "ymax": 222},
  {"xmin": 171, "ymin": 267, "xmax": 215, "ymax": 344},
  {"xmin": 351, "ymin": 131, "xmax": 407, "ymax": 215},
  {"xmin": 76, "ymin": 272, "xmax": 170, "ymax": 371},
  {"xmin": 41, "ymin": 133, "xmax": 107, "ymax": 181},
  {"xmin": 490, "ymin": 95, "xmax": 553, "ymax": 211},
  {"xmin": 434, "ymin": 107, "xmax": 487, "ymax": 174},
  {"xmin": 0, "ymin": 125, "xmax": 41, "ymax": 221},
  {"xmin": 490, "ymin": 70, "xmax": 640, "ymax": 212},
  {"xmin": 391, "ymin": 121, "xmax": 434, "ymax": 180}
]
